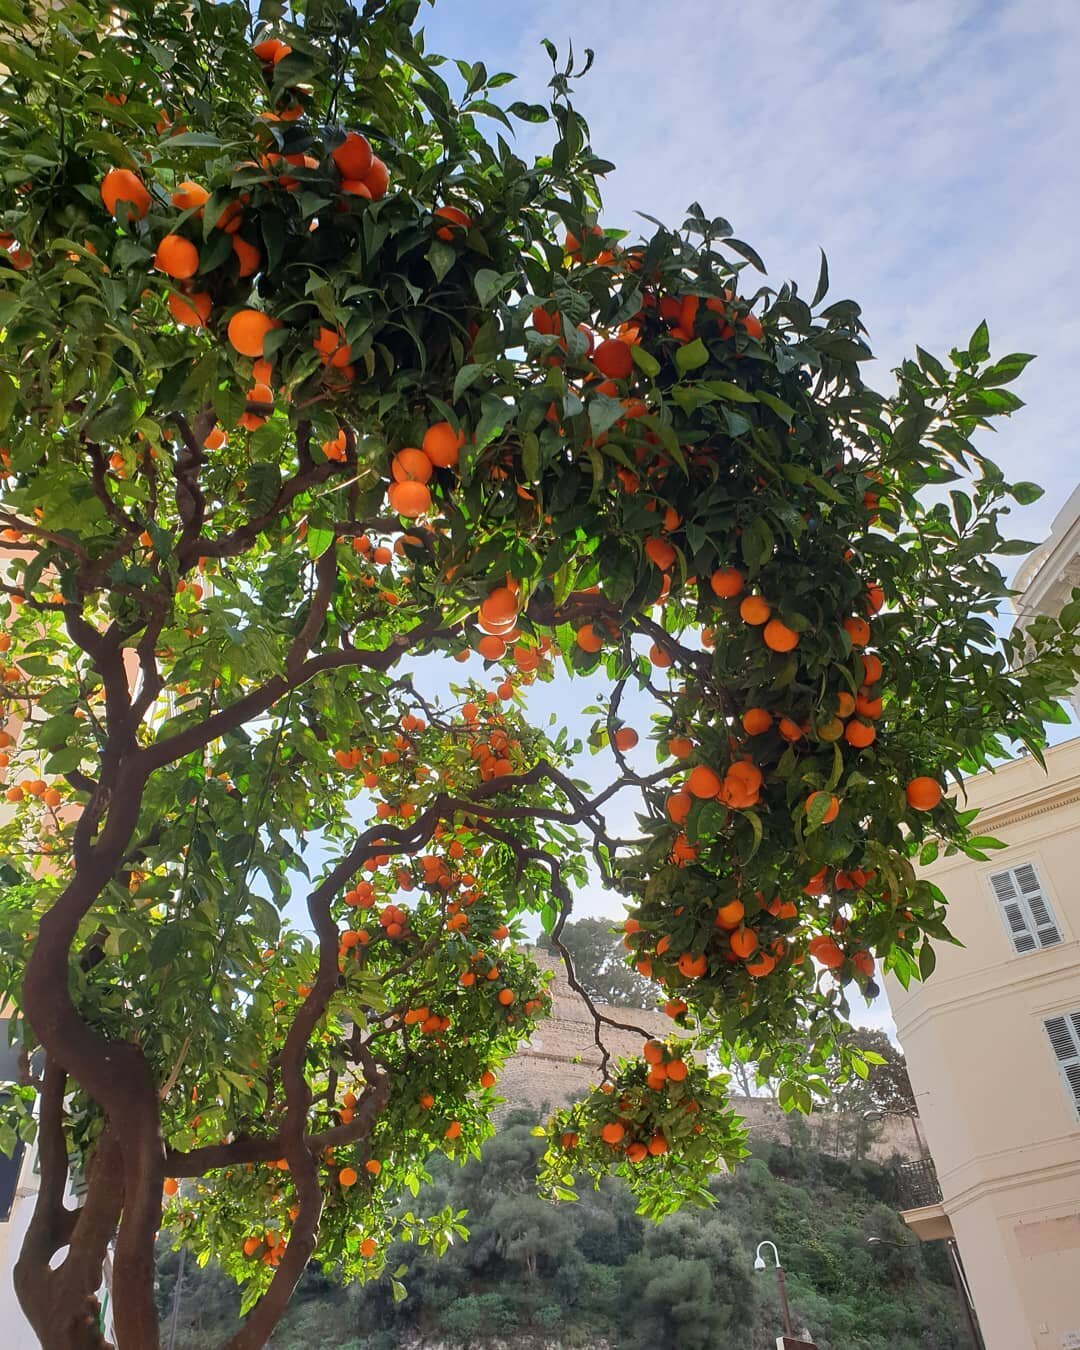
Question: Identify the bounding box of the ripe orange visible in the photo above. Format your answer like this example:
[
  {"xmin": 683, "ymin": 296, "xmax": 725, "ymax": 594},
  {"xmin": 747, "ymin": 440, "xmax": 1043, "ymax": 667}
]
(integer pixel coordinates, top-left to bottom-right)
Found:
[
  {"xmin": 359, "ymin": 1237, "xmax": 378, "ymax": 1258},
  {"xmin": 844, "ymin": 719, "xmax": 876, "ymax": 748},
  {"xmin": 232, "ymin": 235, "xmax": 261, "ymax": 277},
  {"xmin": 163, "ymin": 1177, "xmax": 179, "ymax": 1196},
  {"xmin": 715, "ymin": 899, "xmax": 744, "ymax": 930},
  {"xmin": 154, "ymin": 234, "xmax": 199, "ymax": 279},
  {"xmin": 613, "ymin": 727, "xmax": 638, "ymax": 752},
  {"xmin": 808, "ymin": 935, "xmax": 844, "ymax": 968},
  {"xmin": 763, "ymin": 619, "xmax": 798, "ymax": 652},
  {"xmin": 340, "ymin": 178, "xmax": 373, "ymax": 200},
  {"xmin": 710, "ymin": 567, "xmax": 744, "ymax": 598},
  {"xmin": 664, "ymin": 999, "xmax": 688, "ymax": 1019},
  {"xmin": 362, "ymin": 156, "xmax": 390, "ymax": 199},
  {"xmin": 835, "ymin": 691, "xmax": 856, "ymax": 718},
  {"xmin": 644, "ymin": 536, "xmax": 676, "ymax": 570},
  {"xmin": 626, "ymin": 1142, "xmax": 648, "ymax": 1163},
  {"xmin": 730, "ymin": 927, "xmax": 758, "ymax": 958},
  {"xmin": 338, "ymin": 1167, "xmax": 358, "ymax": 1188},
  {"xmin": 171, "ymin": 181, "xmax": 209, "ymax": 211},
  {"xmin": 777, "ymin": 717, "xmax": 803, "ymax": 743},
  {"xmin": 676, "ymin": 952, "xmax": 707, "ymax": 979},
  {"xmin": 865, "ymin": 582, "xmax": 884, "ymax": 613},
  {"xmin": 665, "ymin": 1058, "xmax": 688, "ymax": 1082},
  {"xmin": 600, "ymin": 1122, "xmax": 625, "ymax": 1145},
  {"xmin": 227, "ymin": 309, "xmax": 280, "ymax": 358},
  {"xmin": 593, "ymin": 338, "xmax": 633, "ymax": 380},
  {"xmin": 386, "ymin": 480, "xmax": 430, "ymax": 518},
  {"xmin": 668, "ymin": 736, "xmax": 693, "ymax": 758},
  {"xmin": 575, "ymin": 623, "xmax": 603, "ymax": 654},
  {"xmin": 860, "ymin": 652, "xmax": 883, "ymax": 685},
  {"xmin": 843, "ymin": 616, "xmax": 871, "ymax": 648},
  {"xmin": 647, "ymin": 1134, "xmax": 669, "ymax": 1156},
  {"xmin": 685, "ymin": 764, "xmax": 721, "ymax": 798},
  {"xmin": 855, "ymin": 693, "xmax": 883, "ymax": 719},
  {"xmin": 479, "ymin": 1070, "xmax": 497, "ymax": 1088},
  {"xmin": 643, "ymin": 1040, "xmax": 665, "ymax": 1064},
  {"xmin": 167, "ymin": 291, "xmax": 211, "ymax": 328},
  {"xmin": 497, "ymin": 988, "xmax": 515, "ymax": 1006},
  {"xmin": 805, "ymin": 791, "xmax": 839, "ymax": 825},
  {"xmin": 423, "ymin": 421, "xmax": 465, "ymax": 468},
  {"xmin": 252, "ymin": 37, "xmax": 290, "ymax": 62},
  {"xmin": 100, "ymin": 168, "xmax": 151, "ymax": 222},
  {"xmin": 739, "ymin": 595, "xmax": 770, "ymax": 626},
  {"xmin": 746, "ymin": 952, "xmax": 776, "ymax": 977},
  {"xmin": 444, "ymin": 1120, "xmax": 461, "ymax": 1139},
  {"xmin": 741, "ymin": 708, "xmax": 772, "ymax": 735},
  {"xmin": 332, "ymin": 132, "xmax": 374, "ymax": 180},
  {"xmin": 392, "ymin": 447, "xmax": 434, "ymax": 484},
  {"xmin": 364, "ymin": 1159, "xmax": 382, "ymax": 1175},
  {"xmin": 666, "ymin": 790, "xmax": 692, "ymax": 823},
  {"xmin": 434, "ymin": 204, "xmax": 471, "ymax": 239},
  {"xmin": 476, "ymin": 634, "xmax": 506, "ymax": 660},
  {"xmin": 480, "ymin": 586, "xmax": 517, "ymax": 625},
  {"xmin": 905, "ymin": 776, "xmax": 942, "ymax": 811}
]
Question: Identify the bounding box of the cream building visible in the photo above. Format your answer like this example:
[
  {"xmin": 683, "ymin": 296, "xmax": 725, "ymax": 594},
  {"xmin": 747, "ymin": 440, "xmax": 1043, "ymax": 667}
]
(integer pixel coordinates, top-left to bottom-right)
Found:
[{"xmin": 887, "ymin": 737, "xmax": 1080, "ymax": 1350}]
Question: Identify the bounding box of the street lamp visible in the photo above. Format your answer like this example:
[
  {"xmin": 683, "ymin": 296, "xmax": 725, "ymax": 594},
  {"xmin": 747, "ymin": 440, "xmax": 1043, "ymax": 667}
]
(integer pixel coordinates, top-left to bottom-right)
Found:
[{"xmin": 754, "ymin": 1240, "xmax": 794, "ymax": 1337}]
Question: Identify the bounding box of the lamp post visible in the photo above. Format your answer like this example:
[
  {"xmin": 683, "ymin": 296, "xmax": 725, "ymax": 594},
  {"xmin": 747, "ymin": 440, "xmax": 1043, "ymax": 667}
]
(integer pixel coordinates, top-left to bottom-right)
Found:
[{"xmin": 754, "ymin": 1240, "xmax": 794, "ymax": 1337}]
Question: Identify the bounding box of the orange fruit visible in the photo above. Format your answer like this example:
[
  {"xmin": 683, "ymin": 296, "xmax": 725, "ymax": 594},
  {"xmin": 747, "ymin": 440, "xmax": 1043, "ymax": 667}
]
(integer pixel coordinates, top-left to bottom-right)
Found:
[
  {"xmin": 626, "ymin": 1142, "xmax": 648, "ymax": 1163},
  {"xmin": 855, "ymin": 693, "xmax": 883, "ymax": 719},
  {"xmin": 340, "ymin": 178, "xmax": 373, "ymax": 200},
  {"xmin": 386, "ymin": 480, "xmax": 431, "ymax": 518},
  {"xmin": 643, "ymin": 1040, "xmax": 665, "ymax": 1064},
  {"xmin": 592, "ymin": 338, "xmax": 633, "ymax": 379},
  {"xmin": 232, "ymin": 235, "xmax": 261, "ymax": 277},
  {"xmin": 171, "ymin": 181, "xmax": 209, "ymax": 211},
  {"xmin": 666, "ymin": 790, "xmax": 692, "ymax": 823},
  {"xmin": 777, "ymin": 717, "xmax": 803, "ymax": 743},
  {"xmin": 715, "ymin": 899, "xmax": 744, "ymax": 930},
  {"xmin": 497, "ymin": 988, "xmax": 515, "ymax": 1006},
  {"xmin": 332, "ymin": 132, "xmax": 374, "ymax": 180},
  {"xmin": 668, "ymin": 735, "xmax": 693, "ymax": 759},
  {"xmin": 710, "ymin": 567, "xmax": 744, "ymax": 598},
  {"xmin": 434, "ymin": 204, "xmax": 471, "ymax": 239},
  {"xmin": 163, "ymin": 1177, "xmax": 179, "ymax": 1196},
  {"xmin": 476, "ymin": 634, "xmax": 506, "ymax": 660},
  {"xmin": 665, "ymin": 1058, "xmax": 688, "ymax": 1082},
  {"xmin": 649, "ymin": 643, "xmax": 672, "ymax": 668},
  {"xmin": 865, "ymin": 582, "xmax": 884, "ymax": 613},
  {"xmin": 423, "ymin": 421, "xmax": 465, "ymax": 468},
  {"xmin": 844, "ymin": 719, "xmax": 876, "ymax": 748},
  {"xmin": 746, "ymin": 952, "xmax": 776, "ymax": 977},
  {"xmin": 685, "ymin": 765, "xmax": 721, "ymax": 798},
  {"xmin": 167, "ymin": 291, "xmax": 211, "ymax": 328},
  {"xmin": 644, "ymin": 536, "xmax": 676, "ymax": 570},
  {"xmin": 816, "ymin": 717, "xmax": 844, "ymax": 741},
  {"xmin": 741, "ymin": 708, "xmax": 772, "ymax": 735},
  {"xmin": 763, "ymin": 619, "xmax": 798, "ymax": 652},
  {"xmin": 154, "ymin": 234, "xmax": 199, "ymax": 279},
  {"xmin": 100, "ymin": 168, "xmax": 151, "ymax": 222},
  {"xmin": 480, "ymin": 586, "xmax": 518, "ymax": 625},
  {"xmin": 805, "ymin": 791, "xmax": 839, "ymax": 824},
  {"xmin": 730, "ymin": 927, "xmax": 758, "ymax": 958},
  {"xmin": 905, "ymin": 776, "xmax": 942, "ymax": 811},
  {"xmin": 808, "ymin": 935, "xmax": 844, "ymax": 969},
  {"xmin": 359, "ymin": 1237, "xmax": 378, "ymax": 1259},
  {"xmin": 739, "ymin": 595, "xmax": 770, "ymax": 626},
  {"xmin": 575, "ymin": 623, "xmax": 603, "ymax": 654},
  {"xmin": 391, "ymin": 447, "xmax": 434, "ymax": 484},
  {"xmin": 676, "ymin": 952, "xmax": 706, "ymax": 979},
  {"xmin": 227, "ymin": 309, "xmax": 280, "ymax": 358},
  {"xmin": 600, "ymin": 1122, "xmax": 625, "ymax": 1145},
  {"xmin": 252, "ymin": 37, "xmax": 290, "ymax": 62},
  {"xmin": 835, "ymin": 691, "xmax": 856, "ymax": 719},
  {"xmin": 338, "ymin": 1166, "xmax": 358, "ymax": 1188},
  {"xmin": 364, "ymin": 1159, "xmax": 382, "ymax": 1175},
  {"xmin": 843, "ymin": 616, "xmax": 870, "ymax": 648},
  {"xmin": 362, "ymin": 156, "xmax": 390, "ymax": 199},
  {"xmin": 647, "ymin": 1134, "xmax": 668, "ymax": 1156},
  {"xmin": 860, "ymin": 652, "xmax": 883, "ymax": 685},
  {"xmin": 613, "ymin": 727, "xmax": 638, "ymax": 752},
  {"xmin": 444, "ymin": 1120, "xmax": 461, "ymax": 1139}
]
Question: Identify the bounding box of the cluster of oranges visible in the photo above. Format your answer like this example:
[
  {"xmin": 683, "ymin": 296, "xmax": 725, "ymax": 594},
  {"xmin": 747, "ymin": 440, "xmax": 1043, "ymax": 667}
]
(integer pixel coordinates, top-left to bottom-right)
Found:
[{"xmin": 385, "ymin": 421, "xmax": 465, "ymax": 519}]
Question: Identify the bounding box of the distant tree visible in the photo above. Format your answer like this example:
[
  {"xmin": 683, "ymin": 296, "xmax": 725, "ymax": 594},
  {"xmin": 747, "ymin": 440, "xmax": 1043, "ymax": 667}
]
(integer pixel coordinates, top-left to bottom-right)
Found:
[{"xmin": 539, "ymin": 917, "xmax": 655, "ymax": 1008}]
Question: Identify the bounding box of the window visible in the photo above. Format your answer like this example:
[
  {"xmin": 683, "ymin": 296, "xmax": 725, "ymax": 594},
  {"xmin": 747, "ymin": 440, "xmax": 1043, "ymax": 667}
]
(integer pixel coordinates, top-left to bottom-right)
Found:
[
  {"xmin": 1044, "ymin": 1012, "xmax": 1080, "ymax": 1119},
  {"xmin": 988, "ymin": 863, "xmax": 1062, "ymax": 954}
]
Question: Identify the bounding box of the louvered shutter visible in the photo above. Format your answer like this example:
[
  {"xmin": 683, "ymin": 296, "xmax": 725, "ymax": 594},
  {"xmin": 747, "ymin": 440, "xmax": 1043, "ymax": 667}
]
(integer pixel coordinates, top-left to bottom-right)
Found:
[
  {"xmin": 1043, "ymin": 1013, "xmax": 1080, "ymax": 1117},
  {"xmin": 989, "ymin": 864, "xmax": 1062, "ymax": 954}
]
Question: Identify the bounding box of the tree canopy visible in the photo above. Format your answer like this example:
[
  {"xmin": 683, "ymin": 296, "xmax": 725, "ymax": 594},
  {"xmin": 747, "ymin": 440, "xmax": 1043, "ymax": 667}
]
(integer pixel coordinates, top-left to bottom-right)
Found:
[{"xmin": 0, "ymin": 0, "xmax": 1076, "ymax": 1345}]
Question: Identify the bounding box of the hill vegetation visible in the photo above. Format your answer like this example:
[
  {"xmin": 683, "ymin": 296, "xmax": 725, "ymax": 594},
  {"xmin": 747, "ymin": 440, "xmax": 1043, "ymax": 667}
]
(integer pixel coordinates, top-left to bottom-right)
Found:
[{"xmin": 157, "ymin": 1111, "xmax": 964, "ymax": 1350}]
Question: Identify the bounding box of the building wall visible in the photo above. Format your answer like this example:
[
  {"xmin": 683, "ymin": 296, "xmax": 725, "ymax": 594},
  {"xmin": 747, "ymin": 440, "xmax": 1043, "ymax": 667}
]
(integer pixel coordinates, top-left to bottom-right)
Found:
[{"xmin": 886, "ymin": 736, "xmax": 1080, "ymax": 1350}]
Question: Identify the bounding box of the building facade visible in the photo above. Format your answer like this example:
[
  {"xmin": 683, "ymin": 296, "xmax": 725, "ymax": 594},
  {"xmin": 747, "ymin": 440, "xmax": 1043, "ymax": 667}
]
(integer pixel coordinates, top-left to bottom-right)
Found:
[{"xmin": 887, "ymin": 736, "xmax": 1080, "ymax": 1349}]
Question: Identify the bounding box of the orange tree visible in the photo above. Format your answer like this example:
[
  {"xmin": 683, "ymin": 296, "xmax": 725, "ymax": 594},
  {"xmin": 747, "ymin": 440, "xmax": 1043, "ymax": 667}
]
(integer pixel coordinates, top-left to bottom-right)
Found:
[{"xmin": 0, "ymin": 0, "xmax": 1077, "ymax": 1345}]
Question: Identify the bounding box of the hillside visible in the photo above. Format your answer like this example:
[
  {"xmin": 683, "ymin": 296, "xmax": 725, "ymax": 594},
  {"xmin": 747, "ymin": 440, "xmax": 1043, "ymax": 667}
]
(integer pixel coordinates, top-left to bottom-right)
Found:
[{"xmin": 157, "ymin": 1112, "xmax": 965, "ymax": 1349}]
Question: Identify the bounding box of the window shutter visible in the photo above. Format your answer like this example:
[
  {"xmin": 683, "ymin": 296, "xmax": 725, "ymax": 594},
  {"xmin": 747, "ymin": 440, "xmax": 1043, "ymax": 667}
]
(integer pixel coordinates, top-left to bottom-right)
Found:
[
  {"xmin": 989, "ymin": 864, "xmax": 1062, "ymax": 954},
  {"xmin": 1043, "ymin": 1013, "xmax": 1080, "ymax": 1117}
]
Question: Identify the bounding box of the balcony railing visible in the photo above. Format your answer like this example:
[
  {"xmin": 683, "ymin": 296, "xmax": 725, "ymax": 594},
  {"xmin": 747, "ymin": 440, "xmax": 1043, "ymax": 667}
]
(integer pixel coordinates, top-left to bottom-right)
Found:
[{"xmin": 897, "ymin": 1156, "xmax": 942, "ymax": 1210}]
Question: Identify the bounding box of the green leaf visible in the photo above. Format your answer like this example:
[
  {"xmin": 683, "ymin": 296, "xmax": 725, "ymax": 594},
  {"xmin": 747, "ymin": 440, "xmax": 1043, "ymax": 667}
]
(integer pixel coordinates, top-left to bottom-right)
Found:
[
  {"xmin": 0, "ymin": 373, "xmax": 16, "ymax": 429},
  {"xmin": 811, "ymin": 248, "xmax": 829, "ymax": 307},
  {"xmin": 306, "ymin": 527, "xmax": 334, "ymax": 559},
  {"xmin": 1011, "ymin": 481, "xmax": 1044, "ymax": 506},
  {"xmin": 473, "ymin": 269, "xmax": 515, "ymax": 307},
  {"xmin": 452, "ymin": 364, "xmax": 486, "ymax": 401},
  {"xmin": 703, "ymin": 380, "xmax": 757, "ymax": 404},
  {"xmin": 630, "ymin": 346, "xmax": 660, "ymax": 379},
  {"xmin": 968, "ymin": 320, "xmax": 990, "ymax": 363},
  {"xmin": 674, "ymin": 338, "xmax": 709, "ymax": 373},
  {"xmin": 918, "ymin": 942, "xmax": 937, "ymax": 980}
]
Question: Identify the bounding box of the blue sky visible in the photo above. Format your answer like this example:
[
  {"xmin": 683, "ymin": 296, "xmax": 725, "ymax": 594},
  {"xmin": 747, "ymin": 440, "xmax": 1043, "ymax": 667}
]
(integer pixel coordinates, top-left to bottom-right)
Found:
[{"xmin": 285, "ymin": 3, "xmax": 1080, "ymax": 1040}]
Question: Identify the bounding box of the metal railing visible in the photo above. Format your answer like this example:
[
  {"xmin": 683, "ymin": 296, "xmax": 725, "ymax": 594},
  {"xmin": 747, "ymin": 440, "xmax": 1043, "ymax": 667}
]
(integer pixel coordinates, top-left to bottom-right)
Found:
[{"xmin": 897, "ymin": 1155, "xmax": 942, "ymax": 1209}]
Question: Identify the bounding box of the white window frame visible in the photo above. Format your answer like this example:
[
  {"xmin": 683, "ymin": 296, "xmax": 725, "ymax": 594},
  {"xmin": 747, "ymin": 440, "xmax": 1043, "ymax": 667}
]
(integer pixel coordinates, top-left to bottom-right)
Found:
[
  {"xmin": 987, "ymin": 860, "xmax": 1062, "ymax": 956},
  {"xmin": 1042, "ymin": 1010, "xmax": 1080, "ymax": 1121}
]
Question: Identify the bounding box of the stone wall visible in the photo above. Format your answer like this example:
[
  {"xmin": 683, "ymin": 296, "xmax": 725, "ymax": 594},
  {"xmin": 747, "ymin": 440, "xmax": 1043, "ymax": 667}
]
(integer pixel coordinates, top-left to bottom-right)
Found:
[{"xmin": 499, "ymin": 948, "xmax": 921, "ymax": 1164}]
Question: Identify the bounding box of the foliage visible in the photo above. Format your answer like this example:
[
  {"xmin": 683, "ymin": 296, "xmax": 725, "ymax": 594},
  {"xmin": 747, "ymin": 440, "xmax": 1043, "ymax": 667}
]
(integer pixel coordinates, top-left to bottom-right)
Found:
[
  {"xmin": 538, "ymin": 916, "xmax": 655, "ymax": 1009},
  {"xmin": 157, "ymin": 1112, "xmax": 967, "ymax": 1350},
  {"xmin": 0, "ymin": 0, "xmax": 1076, "ymax": 1342}
]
